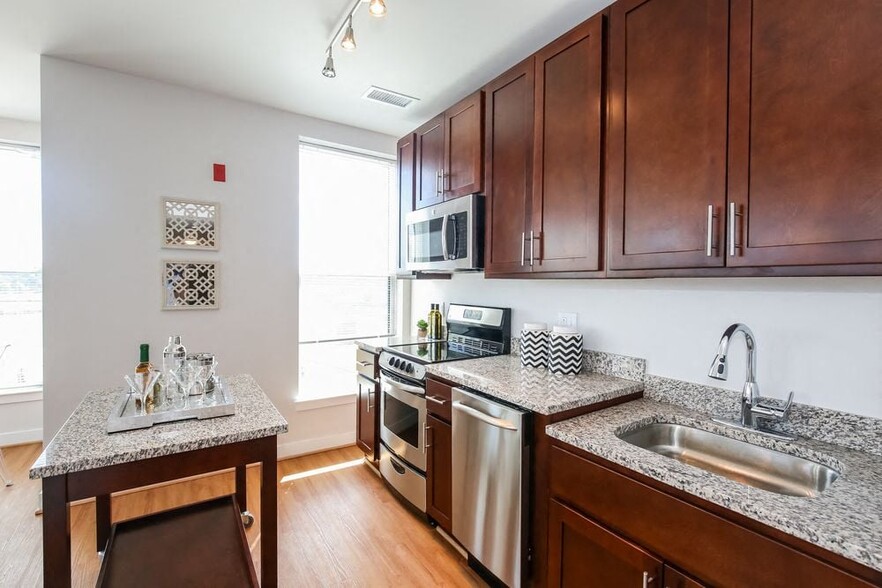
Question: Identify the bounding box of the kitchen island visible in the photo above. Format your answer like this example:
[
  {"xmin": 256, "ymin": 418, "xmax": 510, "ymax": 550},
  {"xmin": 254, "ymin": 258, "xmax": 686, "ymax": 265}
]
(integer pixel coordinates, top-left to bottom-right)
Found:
[{"xmin": 30, "ymin": 374, "xmax": 288, "ymax": 588}]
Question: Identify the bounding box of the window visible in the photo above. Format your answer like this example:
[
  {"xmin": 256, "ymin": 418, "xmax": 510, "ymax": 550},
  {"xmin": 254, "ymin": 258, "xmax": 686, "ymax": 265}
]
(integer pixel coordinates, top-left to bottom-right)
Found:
[
  {"xmin": 0, "ymin": 142, "xmax": 42, "ymax": 392},
  {"xmin": 298, "ymin": 142, "xmax": 396, "ymax": 400}
]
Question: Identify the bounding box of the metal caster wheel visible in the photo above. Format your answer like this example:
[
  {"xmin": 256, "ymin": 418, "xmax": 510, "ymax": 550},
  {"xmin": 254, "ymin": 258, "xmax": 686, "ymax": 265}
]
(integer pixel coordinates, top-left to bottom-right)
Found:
[{"xmin": 241, "ymin": 511, "xmax": 255, "ymax": 528}]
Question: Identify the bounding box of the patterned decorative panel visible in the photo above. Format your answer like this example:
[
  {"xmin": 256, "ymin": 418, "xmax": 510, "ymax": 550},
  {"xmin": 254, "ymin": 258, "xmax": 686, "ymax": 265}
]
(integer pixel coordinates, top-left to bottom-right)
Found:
[
  {"xmin": 163, "ymin": 200, "xmax": 218, "ymax": 250},
  {"xmin": 162, "ymin": 261, "xmax": 218, "ymax": 310}
]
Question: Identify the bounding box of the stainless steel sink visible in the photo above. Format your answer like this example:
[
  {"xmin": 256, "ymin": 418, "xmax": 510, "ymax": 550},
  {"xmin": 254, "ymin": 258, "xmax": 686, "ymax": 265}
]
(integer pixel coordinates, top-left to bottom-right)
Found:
[{"xmin": 617, "ymin": 423, "xmax": 840, "ymax": 497}]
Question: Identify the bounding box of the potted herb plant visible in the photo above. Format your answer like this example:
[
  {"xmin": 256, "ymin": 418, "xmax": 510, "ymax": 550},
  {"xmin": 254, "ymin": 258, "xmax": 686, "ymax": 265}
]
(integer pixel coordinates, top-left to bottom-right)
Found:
[{"xmin": 416, "ymin": 319, "xmax": 429, "ymax": 339}]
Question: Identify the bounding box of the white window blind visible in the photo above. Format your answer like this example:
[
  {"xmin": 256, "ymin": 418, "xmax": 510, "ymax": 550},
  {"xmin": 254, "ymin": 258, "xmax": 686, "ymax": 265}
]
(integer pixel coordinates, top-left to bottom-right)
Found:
[{"xmin": 0, "ymin": 142, "xmax": 42, "ymax": 391}]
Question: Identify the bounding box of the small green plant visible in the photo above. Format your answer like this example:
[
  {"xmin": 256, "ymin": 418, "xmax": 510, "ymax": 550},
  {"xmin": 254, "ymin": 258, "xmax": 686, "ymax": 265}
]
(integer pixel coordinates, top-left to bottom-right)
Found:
[{"xmin": 416, "ymin": 319, "xmax": 428, "ymax": 330}]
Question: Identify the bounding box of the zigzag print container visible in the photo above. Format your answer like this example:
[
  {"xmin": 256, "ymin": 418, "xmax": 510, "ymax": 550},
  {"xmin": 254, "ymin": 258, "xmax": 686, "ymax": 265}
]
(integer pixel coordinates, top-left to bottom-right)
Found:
[
  {"xmin": 548, "ymin": 332, "xmax": 584, "ymax": 375},
  {"xmin": 519, "ymin": 328, "xmax": 549, "ymax": 368}
]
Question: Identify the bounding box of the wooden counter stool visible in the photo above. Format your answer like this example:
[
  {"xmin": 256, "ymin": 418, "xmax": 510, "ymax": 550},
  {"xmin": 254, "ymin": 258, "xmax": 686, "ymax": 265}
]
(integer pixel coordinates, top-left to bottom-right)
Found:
[{"xmin": 97, "ymin": 495, "xmax": 258, "ymax": 588}]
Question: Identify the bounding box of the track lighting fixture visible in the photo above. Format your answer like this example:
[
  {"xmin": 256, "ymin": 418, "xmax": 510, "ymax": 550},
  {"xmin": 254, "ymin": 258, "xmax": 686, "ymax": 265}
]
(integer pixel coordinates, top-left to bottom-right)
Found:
[
  {"xmin": 341, "ymin": 17, "xmax": 356, "ymax": 51},
  {"xmin": 320, "ymin": 0, "xmax": 388, "ymax": 77}
]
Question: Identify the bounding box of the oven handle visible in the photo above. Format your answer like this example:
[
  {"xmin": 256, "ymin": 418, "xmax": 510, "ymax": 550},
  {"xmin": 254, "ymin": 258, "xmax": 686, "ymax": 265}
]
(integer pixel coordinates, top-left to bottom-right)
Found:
[
  {"xmin": 452, "ymin": 401, "xmax": 518, "ymax": 431},
  {"xmin": 380, "ymin": 374, "xmax": 425, "ymax": 397}
]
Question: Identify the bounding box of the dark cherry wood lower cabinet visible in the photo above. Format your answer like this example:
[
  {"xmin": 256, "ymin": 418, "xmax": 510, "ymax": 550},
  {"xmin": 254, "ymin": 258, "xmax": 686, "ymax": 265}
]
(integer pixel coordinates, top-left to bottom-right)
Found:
[
  {"xmin": 662, "ymin": 566, "xmax": 703, "ymax": 588},
  {"xmin": 426, "ymin": 414, "xmax": 453, "ymax": 532},
  {"xmin": 548, "ymin": 499, "xmax": 663, "ymax": 588},
  {"xmin": 355, "ymin": 374, "xmax": 377, "ymax": 460}
]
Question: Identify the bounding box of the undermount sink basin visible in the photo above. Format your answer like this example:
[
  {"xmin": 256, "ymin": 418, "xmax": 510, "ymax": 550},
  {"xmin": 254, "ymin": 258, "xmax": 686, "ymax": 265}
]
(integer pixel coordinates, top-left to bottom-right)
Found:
[{"xmin": 617, "ymin": 422, "xmax": 840, "ymax": 497}]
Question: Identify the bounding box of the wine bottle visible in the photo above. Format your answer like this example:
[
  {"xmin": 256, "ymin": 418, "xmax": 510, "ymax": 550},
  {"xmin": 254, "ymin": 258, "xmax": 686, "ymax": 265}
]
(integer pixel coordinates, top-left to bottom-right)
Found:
[{"xmin": 135, "ymin": 343, "xmax": 156, "ymax": 411}]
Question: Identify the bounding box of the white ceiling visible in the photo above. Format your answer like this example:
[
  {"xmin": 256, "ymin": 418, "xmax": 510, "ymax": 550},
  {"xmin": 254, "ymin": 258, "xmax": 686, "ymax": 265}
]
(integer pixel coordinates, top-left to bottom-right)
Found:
[{"xmin": 0, "ymin": 0, "xmax": 613, "ymax": 137}]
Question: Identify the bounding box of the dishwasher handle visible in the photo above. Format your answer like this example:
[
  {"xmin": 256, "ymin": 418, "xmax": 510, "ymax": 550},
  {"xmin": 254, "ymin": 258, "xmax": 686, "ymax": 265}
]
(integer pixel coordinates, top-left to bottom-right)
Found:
[{"xmin": 452, "ymin": 401, "xmax": 518, "ymax": 431}]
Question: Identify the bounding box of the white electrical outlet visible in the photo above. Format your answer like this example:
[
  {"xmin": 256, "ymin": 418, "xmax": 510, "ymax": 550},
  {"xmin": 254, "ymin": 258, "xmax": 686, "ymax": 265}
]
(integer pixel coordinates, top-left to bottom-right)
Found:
[{"xmin": 557, "ymin": 312, "xmax": 578, "ymax": 330}]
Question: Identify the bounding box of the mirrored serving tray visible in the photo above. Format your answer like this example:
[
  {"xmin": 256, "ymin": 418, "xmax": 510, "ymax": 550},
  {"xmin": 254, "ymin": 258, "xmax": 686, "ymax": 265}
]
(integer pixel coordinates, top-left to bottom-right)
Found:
[{"xmin": 107, "ymin": 377, "xmax": 235, "ymax": 433}]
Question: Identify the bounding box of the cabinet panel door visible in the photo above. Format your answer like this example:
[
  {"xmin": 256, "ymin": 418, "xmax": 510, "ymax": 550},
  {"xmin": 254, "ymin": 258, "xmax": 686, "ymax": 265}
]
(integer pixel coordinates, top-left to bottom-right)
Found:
[
  {"xmin": 416, "ymin": 115, "xmax": 445, "ymax": 210},
  {"xmin": 356, "ymin": 375, "xmax": 376, "ymax": 457},
  {"xmin": 728, "ymin": 0, "xmax": 882, "ymax": 267},
  {"xmin": 663, "ymin": 566, "xmax": 705, "ymax": 588},
  {"xmin": 426, "ymin": 415, "xmax": 452, "ymax": 533},
  {"xmin": 397, "ymin": 133, "xmax": 416, "ymax": 271},
  {"xmin": 607, "ymin": 0, "xmax": 729, "ymax": 270},
  {"xmin": 532, "ymin": 15, "xmax": 605, "ymax": 274},
  {"xmin": 445, "ymin": 92, "xmax": 484, "ymax": 199},
  {"xmin": 484, "ymin": 59, "xmax": 535, "ymax": 275},
  {"xmin": 548, "ymin": 499, "xmax": 663, "ymax": 588}
]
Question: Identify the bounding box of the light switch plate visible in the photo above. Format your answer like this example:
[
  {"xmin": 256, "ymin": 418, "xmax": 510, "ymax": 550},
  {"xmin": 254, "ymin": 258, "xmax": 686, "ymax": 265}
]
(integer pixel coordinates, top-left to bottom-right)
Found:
[{"xmin": 557, "ymin": 312, "xmax": 578, "ymax": 330}]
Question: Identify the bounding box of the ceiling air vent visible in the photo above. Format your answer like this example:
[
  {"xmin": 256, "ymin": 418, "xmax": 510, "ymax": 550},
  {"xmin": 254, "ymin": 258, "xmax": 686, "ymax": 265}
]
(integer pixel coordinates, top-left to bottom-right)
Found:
[{"xmin": 362, "ymin": 86, "xmax": 419, "ymax": 108}]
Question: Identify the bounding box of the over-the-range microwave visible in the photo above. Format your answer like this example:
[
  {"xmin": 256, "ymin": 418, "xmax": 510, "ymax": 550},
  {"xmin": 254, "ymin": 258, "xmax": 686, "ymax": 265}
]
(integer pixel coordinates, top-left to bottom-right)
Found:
[{"xmin": 405, "ymin": 194, "xmax": 484, "ymax": 272}]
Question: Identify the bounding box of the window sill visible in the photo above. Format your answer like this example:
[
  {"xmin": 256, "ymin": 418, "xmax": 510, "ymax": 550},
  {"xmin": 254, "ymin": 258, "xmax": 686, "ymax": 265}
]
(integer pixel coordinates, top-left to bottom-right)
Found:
[
  {"xmin": 0, "ymin": 386, "xmax": 43, "ymax": 404},
  {"xmin": 294, "ymin": 392, "xmax": 356, "ymax": 412}
]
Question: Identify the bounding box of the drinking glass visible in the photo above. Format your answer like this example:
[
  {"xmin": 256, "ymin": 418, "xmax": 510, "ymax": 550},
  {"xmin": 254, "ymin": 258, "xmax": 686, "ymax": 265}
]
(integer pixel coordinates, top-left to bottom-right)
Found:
[
  {"xmin": 124, "ymin": 370, "xmax": 161, "ymax": 415},
  {"xmin": 171, "ymin": 361, "xmax": 199, "ymax": 407}
]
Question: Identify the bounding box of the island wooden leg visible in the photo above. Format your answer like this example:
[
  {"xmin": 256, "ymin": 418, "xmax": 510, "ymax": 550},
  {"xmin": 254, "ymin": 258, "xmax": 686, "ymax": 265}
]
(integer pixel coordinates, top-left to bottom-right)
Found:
[
  {"xmin": 260, "ymin": 443, "xmax": 278, "ymax": 587},
  {"xmin": 235, "ymin": 465, "xmax": 247, "ymax": 513},
  {"xmin": 96, "ymin": 494, "xmax": 111, "ymax": 553},
  {"xmin": 43, "ymin": 474, "xmax": 71, "ymax": 588}
]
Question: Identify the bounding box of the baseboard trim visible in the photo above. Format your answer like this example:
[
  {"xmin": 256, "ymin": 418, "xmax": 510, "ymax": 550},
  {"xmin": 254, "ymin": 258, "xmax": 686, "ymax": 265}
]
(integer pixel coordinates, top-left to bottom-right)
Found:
[
  {"xmin": 0, "ymin": 428, "xmax": 42, "ymax": 447},
  {"xmin": 277, "ymin": 431, "xmax": 356, "ymax": 459}
]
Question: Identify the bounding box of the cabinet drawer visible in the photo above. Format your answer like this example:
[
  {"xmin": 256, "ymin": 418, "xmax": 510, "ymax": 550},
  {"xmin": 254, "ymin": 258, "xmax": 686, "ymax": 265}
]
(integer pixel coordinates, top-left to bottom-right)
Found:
[
  {"xmin": 425, "ymin": 378, "xmax": 452, "ymax": 422},
  {"xmin": 549, "ymin": 445, "xmax": 874, "ymax": 587},
  {"xmin": 355, "ymin": 348, "xmax": 377, "ymax": 379}
]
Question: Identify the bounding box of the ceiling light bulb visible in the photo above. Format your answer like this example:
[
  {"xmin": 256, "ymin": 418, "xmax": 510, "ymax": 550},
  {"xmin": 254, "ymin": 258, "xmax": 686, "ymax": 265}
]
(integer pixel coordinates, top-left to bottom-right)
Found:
[
  {"xmin": 322, "ymin": 50, "xmax": 336, "ymax": 78},
  {"xmin": 341, "ymin": 17, "xmax": 356, "ymax": 51},
  {"xmin": 369, "ymin": 0, "xmax": 387, "ymax": 17}
]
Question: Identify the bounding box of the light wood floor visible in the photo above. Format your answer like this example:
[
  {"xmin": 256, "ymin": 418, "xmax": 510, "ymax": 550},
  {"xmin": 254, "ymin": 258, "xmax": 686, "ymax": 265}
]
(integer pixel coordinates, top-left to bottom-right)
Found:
[{"xmin": 0, "ymin": 443, "xmax": 485, "ymax": 587}]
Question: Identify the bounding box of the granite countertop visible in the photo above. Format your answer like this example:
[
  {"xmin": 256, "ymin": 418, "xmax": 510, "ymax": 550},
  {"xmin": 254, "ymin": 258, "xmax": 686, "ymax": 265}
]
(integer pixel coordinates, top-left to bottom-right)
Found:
[
  {"xmin": 355, "ymin": 335, "xmax": 430, "ymax": 354},
  {"xmin": 546, "ymin": 399, "xmax": 882, "ymax": 573},
  {"xmin": 425, "ymin": 354, "xmax": 643, "ymax": 415},
  {"xmin": 30, "ymin": 374, "xmax": 288, "ymax": 479}
]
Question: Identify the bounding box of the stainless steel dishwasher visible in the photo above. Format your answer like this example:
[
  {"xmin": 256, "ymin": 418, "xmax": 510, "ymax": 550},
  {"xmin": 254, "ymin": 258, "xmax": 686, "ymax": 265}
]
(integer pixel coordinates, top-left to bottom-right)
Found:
[{"xmin": 451, "ymin": 387, "xmax": 528, "ymax": 588}]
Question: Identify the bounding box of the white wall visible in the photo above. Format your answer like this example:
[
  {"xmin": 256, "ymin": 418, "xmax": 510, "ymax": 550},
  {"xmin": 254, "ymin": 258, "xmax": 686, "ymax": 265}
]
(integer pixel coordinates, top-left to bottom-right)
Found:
[
  {"xmin": 412, "ymin": 274, "xmax": 882, "ymax": 419},
  {"xmin": 41, "ymin": 57, "xmax": 396, "ymax": 454},
  {"xmin": 0, "ymin": 117, "xmax": 43, "ymax": 446}
]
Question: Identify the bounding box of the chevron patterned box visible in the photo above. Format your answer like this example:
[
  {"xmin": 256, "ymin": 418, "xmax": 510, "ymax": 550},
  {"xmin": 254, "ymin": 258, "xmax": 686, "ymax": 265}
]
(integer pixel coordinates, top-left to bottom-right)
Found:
[
  {"xmin": 548, "ymin": 331, "xmax": 584, "ymax": 375},
  {"xmin": 519, "ymin": 324, "xmax": 549, "ymax": 368}
]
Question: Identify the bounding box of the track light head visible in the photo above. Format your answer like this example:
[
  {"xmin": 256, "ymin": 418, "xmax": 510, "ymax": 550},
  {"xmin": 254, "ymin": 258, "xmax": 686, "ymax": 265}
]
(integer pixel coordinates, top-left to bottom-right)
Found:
[
  {"xmin": 322, "ymin": 49, "xmax": 336, "ymax": 78},
  {"xmin": 341, "ymin": 17, "xmax": 356, "ymax": 51},
  {"xmin": 368, "ymin": 0, "xmax": 387, "ymax": 17}
]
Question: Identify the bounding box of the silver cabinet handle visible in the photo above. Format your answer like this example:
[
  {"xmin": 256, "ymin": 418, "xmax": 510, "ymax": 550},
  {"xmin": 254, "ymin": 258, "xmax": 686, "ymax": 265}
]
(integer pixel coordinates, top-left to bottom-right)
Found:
[
  {"xmin": 452, "ymin": 401, "xmax": 517, "ymax": 430},
  {"xmin": 520, "ymin": 232, "xmax": 526, "ymax": 267},
  {"xmin": 436, "ymin": 170, "xmax": 442, "ymax": 195},
  {"xmin": 441, "ymin": 168, "xmax": 448, "ymax": 193},
  {"xmin": 728, "ymin": 202, "xmax": 743, "ymax": 257},
  {"xmin": 356, "ymin": 360, "xmax": 372, "ymax": 368},
  {"xmin": 424, "ymin": 422, "xmax": 431, "ymax": 449},
  {"xmin": 529, "ymin": 230, "xmax": 537, "ymax": 266},
  {"xmin": 642, "ymin": 571, "xmax": 654, "ymax": 588},
  {"xmin": 706, "ymin": 204, "xmax": 717, "ymax": 257},
  {"xmin": 426, "ymin": 395, "xmax": 447, "ymax": 406}
]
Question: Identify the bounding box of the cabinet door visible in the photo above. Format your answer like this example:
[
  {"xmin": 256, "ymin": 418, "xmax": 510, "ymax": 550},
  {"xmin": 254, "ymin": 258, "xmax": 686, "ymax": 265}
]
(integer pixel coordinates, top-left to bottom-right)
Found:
[
  {"xmin": 425, "ymin": 414, "xmax": 452, "ymax": 532},
  {"xmin": 356, "ymin": 375, "xmax": 376, "ymax": 458},
  {"xmin": 607, "ymin": 0, "xmax": 729, "ymax": 270},
  {"xmin": 415, "ymin": 115, "xmax": 445, "ymax": 209},
  {"xmin": 727, "ymin": 0, "xmax": 882, "ymax": 267},
  {"xmin": 484, "ymin": 58, "xmax": 535, "ymax": 275},
  {"xmin": 532, "ymin": 15, "xmax": 605, "ymax": 274},
  {"xmin": 663, "ymin": 566, "xmax": 704, "ymax": 588},
  {"xmin": 397, "ymin": 133, "xmax": 416, "ymax": 271},
  {"xmin": 548, "ymin": 499, "xmax": 663, "ymax": 588},
  {"xmin": 444, "ymin": 91, "xmax": 484, "ymax": 199}
]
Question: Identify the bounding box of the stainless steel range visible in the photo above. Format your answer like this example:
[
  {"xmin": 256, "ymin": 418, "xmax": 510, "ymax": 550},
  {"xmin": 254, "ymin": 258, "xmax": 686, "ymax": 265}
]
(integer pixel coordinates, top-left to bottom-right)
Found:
[{"xmin": 378, "ymin": 303, "xmax": 510, "ymax": 513}]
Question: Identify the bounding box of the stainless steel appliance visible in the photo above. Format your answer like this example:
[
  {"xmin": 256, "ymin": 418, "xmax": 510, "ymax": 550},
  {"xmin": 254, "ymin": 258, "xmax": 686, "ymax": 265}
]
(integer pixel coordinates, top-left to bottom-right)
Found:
[
  {"xmin": 378, "ymin": 303, "xmax": 510, "ymax": 514},
  {"xmin": 452, "ymin": 387, "xmax": 528, "ymax": 588},
  {"xmin": 404, "ymin": 194, "xmax": 485, "ymax": 272}
]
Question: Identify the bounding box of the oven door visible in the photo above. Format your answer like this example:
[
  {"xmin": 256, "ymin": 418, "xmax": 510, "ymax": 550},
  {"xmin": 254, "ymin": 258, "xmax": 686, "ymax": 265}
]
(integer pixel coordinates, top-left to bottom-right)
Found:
[{"xmin": 380, "ymin": 373, "xmax": 427, "ymax": 472}]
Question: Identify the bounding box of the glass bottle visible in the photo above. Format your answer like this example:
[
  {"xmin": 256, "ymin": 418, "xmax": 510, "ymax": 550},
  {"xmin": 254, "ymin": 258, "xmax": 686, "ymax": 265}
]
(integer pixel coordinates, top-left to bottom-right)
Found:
[
  {"xmin": 162, "ymin": 336, "xmax": 187, "ymax": 402},
  {"xmin": 428, "ymin": 304, "xmax": 443, "ymax": 340},
  {"xmin": 135, "ymin": 343, "xmax": 156, "ymax": 411}
]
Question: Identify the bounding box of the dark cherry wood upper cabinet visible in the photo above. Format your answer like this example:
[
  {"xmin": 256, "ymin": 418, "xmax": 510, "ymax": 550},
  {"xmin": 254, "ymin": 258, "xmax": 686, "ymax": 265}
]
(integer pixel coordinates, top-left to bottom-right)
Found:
[
  {"xmin": 607, "ymin": 0, "xmax": 729, "ymax": 270},
  {"xmin": 397, "ymin": 133, "xmax": 416, "ymax": 270},
  {"xmin": 727, "ymin": 0, "xmax": 882, "ymax": 267},
  {"xmin": 425, "ymin": 414, "xmax": 452, "ymax": 533},
  {"xmin": 548, "ymin": 498, "xmax": 663, "ymax": 588},
  {"xmin": 415, "ymin": 115, "xmax": 445, "ymax": 210},
  {"xmin": 444, "ymin": 92, "xmax": 484, "ymax": 199},
  {"xmin": 663, "ymin": 566, "xmax": 705, "ymax": 588},
  {"xmin": 484, "ymin": 58, "xmax": 535, "ymax": 276},
  {"xmin": 532, "ymin": 14, "xmax": 605, "ymax": 274}
]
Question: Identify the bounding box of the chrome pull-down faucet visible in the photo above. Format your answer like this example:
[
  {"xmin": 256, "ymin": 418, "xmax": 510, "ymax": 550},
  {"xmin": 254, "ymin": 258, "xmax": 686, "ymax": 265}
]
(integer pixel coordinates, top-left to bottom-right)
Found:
[{"xmin": 708, "ymin": 323, "xmax": 797, "ymax": 441}]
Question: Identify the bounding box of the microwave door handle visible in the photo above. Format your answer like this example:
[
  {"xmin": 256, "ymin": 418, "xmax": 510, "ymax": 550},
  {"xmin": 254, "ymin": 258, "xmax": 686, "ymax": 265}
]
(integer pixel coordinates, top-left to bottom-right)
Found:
[{"xmin": 441, "ymin": 214, "xmax": 450, "ymax": 261}]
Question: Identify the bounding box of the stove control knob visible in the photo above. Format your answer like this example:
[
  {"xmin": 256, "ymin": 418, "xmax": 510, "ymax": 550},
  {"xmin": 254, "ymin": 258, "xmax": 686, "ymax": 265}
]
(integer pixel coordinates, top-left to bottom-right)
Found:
[
  {"xmin": 405, "ymin": 363, "xmax": 414, "ymax": 374},
  {"xmin": 392, "ymin": 358, "xmax": 401, "ymax": 368}
]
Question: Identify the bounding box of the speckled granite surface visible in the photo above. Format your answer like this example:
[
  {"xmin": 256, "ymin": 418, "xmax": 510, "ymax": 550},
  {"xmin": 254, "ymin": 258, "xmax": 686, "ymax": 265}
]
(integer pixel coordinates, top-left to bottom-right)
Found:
[
  {"xmin": 425, "ymin": 354, "xmax": 643, "ymax": 415},
  {"xmin": 547, "ymin": 399, "xmax": 882, "ymax": 572},
  {"xmin": 510, "ymin": 338, "xmax": 646, "ymax": 382},
  {"xmin": 30, "ymin": 374, "xmax": 288, "ymax": 479},
  {"xmin": 645, "ymin": 374, "xmax": 882, "ymax": 457}
]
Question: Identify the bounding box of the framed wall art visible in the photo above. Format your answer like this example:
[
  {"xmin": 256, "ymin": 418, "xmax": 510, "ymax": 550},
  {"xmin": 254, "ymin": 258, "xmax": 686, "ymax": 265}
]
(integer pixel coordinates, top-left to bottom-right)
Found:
[
  {"xmin": 162, "ymin": 260, "xmax": 219, "ymax": 310},
  {"xmin": 163, "ymin": 199, "xmax": 219, "ymax": 250}
]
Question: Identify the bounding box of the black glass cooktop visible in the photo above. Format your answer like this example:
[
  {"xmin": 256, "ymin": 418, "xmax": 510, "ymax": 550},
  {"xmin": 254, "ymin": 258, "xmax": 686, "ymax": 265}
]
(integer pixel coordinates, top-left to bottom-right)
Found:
[{"xmin": 388, "ymin": 342, "xmax": 498, "ymax": 364}]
